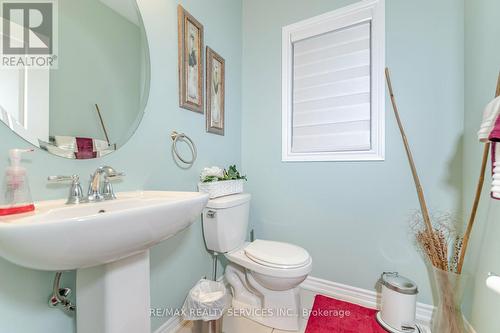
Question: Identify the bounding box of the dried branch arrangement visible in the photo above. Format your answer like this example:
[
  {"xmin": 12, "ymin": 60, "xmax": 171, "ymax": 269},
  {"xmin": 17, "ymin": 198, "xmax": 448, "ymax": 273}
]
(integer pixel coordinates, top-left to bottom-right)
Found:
[
  {"xmin": 457, "ymin": 71, "xmax": 500, "ymax": 274},
  {"xmin": 384, "ymin": 68, "xmax": 500, "ymax": 333},
  {"xmin": 385, "ymin": 68, "xmax": 448, "ymax": 271},
  {"xmin": 409, "ymin": 211, "xmax": 462, "ymax": 273},
  {"xmin": 385, "ymin": 68, "xmax": 500, "ymax": 274}
]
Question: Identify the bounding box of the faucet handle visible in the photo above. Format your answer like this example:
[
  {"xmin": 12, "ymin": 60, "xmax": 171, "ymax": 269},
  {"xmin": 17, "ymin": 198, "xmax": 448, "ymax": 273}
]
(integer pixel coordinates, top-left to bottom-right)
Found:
[
  {"xmin": 101, "ymin": 172, "xmax": 124, "ymax": 200},
  {"xmin": 48, "ymin": 175, "xmax": 86, "ymax": 205},
  {"xmin": 48, "ymin": 175, "xmax": 79, "ymax": 183}
]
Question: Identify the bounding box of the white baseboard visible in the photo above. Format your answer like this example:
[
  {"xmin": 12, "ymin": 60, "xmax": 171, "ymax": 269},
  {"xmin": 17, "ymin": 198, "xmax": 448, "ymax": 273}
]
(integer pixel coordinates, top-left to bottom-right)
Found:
[
  {"xmin": 154, "ymin": 275, "xmax": 477, "ymax": 333},
  {"xmin": 300, "ymin": 276, "xmax": 433, "ymax": 323},
  {"xmin": 153, "ymin": 315, "xmax": 186, "ymax": 333},
  {"xmin": 300, "ymin": 276, "xmax": 476, "ymax": 333}
]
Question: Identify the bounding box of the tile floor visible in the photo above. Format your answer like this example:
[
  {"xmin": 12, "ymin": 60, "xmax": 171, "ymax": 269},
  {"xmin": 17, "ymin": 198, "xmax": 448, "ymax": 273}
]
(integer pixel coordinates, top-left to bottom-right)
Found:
[
  {"xmin": 177, "ymin": 288, "xmax": 313, "ymax": 333},
  {"xmin": 178, "ymin": 312, "xmax": 430, "ymax": 333},
  {"xmin": 177, "ymin": 315, "xmax": 307, "ymax": 333},
  {"xmin": 176, "ymin": 287, "xmax": 430, "ymax": 333}
]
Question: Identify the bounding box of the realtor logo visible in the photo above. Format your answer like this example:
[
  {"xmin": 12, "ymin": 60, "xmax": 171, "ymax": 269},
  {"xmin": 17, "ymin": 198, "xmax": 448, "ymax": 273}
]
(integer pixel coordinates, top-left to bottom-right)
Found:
[{"xmin": 1, "ymin": 0, "xmax": 58, "ymax": 67}]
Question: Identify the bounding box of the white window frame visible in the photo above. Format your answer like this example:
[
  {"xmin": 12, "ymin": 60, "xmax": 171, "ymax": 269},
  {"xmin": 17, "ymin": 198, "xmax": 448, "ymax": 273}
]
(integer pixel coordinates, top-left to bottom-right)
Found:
[{"xmin": 282, "ymin": 0, "xmax": 385, "ymax": 162}]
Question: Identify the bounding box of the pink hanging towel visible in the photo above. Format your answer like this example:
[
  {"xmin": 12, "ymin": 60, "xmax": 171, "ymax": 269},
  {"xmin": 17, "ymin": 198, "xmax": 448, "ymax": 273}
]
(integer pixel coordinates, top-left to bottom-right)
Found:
[{"xmin": 489, "ymin": 115, "xmax": 500, "ymax": 200}]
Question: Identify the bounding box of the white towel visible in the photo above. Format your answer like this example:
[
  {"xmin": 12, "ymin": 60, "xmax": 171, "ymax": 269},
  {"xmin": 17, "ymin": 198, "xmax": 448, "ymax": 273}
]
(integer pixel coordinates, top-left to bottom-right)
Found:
[
  {"xmin": 55, "ymin": 136, "xmax": 77, "ymax": 152},
  {"xmin": 93, "ymin": 138, "xmax": 110, "ymax": 151},
  {"xmin": 46, "ymin": 144, "xmax": 76, "ymax": 159},
  {"xmin": 478, "ymin": 96, "xmax": 500, "ymax": 142},
  {"xmin": 492, "ymin": 143, "xmax": 500, "ymax": 199}
]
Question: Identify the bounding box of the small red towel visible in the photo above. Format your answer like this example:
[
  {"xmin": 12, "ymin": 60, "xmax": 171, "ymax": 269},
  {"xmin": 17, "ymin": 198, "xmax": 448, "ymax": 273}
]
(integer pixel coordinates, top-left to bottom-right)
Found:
[
  {"xmin": 75, "ymin": 137, "xmax": 97, "ymax": 160},
  {"xmin": 304, "ymin": 295, "xmax": 386, "ymax": 333}
]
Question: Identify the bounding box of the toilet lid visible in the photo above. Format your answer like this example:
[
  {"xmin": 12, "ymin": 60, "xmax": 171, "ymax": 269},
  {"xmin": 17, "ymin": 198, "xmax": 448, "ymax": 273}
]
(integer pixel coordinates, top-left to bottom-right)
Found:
[{"xmin": 244, "ymin": 240, "xmax": 310, "ymax": 269}]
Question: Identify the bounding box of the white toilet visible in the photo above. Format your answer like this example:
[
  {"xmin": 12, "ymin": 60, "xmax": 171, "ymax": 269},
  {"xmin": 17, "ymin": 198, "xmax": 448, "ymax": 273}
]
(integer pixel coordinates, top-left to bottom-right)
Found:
[{"xmin": 202, "ymin": 193, "xmax": 312, "ymax": 331}]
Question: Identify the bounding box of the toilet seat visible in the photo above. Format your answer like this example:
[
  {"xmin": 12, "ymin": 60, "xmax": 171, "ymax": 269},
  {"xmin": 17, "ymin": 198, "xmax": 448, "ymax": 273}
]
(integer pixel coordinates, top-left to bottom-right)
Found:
[
  {"xmin": 226, "ymin": 242, "xmax": 312, "ymax": 279},
  {"xmin": 245, "ymin": 240, "xmax": 311, "ymax": 269}
]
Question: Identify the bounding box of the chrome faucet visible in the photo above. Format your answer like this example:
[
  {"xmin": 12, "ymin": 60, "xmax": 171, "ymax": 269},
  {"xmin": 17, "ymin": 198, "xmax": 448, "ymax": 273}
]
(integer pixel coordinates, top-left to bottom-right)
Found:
[
  {"xmin": 48, "ymin": 175, "xmax": 86, "ymax": 205},
  {"xmin": 87, "ymin": 166, "xmax": 124, "ymax": 202},
  {"xmin": 48, "ymin": 166, "xmax": 124, "ymax": 205}
]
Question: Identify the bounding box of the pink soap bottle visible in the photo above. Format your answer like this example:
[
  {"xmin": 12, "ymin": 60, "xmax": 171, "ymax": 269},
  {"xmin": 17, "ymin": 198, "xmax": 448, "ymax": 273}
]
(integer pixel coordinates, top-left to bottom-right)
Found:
[{"xmin": 0, "ymin": 149, "xmax": 35, "ymax": 216}]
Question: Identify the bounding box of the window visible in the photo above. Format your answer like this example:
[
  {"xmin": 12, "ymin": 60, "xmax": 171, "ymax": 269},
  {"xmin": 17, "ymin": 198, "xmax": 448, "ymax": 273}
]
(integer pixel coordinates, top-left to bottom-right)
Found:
[{"xmin": 282, "ymin": 0, "xmax": 385, "ymax": 161}]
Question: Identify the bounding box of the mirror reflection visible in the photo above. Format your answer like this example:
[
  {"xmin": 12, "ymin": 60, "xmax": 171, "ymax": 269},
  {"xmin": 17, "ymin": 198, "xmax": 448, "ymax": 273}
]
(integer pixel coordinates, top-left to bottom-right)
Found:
[{"xmin": 0, "ymin": 0, "xmax": 150, "ymax": 159}]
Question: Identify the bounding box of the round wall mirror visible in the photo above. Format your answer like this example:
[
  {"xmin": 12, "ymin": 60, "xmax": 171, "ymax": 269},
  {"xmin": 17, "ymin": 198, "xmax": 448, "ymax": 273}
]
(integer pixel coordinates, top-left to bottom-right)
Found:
[{"xmin": 0, "ymin": 0, "xmax": 150, "ymax": 159}]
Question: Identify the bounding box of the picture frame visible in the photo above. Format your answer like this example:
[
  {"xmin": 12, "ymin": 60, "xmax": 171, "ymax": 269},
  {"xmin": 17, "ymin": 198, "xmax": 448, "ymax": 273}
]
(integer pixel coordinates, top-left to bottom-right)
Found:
[
  {"xmin": 178, "ymin": 5, "xmax": 204, "ymax": 113},
  {"xmin": 206, "ymin": 47, "xmax": 225, "ymax": 135}
]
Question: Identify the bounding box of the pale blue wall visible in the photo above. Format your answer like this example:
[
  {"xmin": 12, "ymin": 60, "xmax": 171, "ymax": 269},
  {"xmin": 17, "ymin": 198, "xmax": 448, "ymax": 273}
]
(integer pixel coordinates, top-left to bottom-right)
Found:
[
  {"xmin": 3, "ymin": 0, "xmax": 492, "ymax": 332},
  {"xmin": 464, "ymin": 0, "xmax": 500, "ymax": 331},
  {"xmin": 0, "ymin": 0, "xmax": 242, "ymax": 332},
  {"xmin": 241, "ymin": 0, "xmax": 464, "ymax": 306}
]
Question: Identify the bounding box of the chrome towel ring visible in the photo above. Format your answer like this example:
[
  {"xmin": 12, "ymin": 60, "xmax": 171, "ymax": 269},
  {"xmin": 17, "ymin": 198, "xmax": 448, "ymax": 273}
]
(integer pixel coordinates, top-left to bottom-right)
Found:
[{"xmin": 171, "ymin": 131, "xmax": 197, "ymax": 166}]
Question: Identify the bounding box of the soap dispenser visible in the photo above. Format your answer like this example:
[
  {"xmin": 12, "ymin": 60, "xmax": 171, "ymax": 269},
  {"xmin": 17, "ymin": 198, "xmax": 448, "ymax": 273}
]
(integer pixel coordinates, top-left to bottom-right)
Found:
[{"xmin": 0, "ymin": 149, "xmax": 35, "ymax": 216}]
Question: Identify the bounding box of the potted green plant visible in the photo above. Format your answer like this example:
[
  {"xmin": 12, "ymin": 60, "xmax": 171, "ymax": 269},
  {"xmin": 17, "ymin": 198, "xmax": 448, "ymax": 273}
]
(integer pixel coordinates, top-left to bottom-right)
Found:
[{"xmin": 198, "ymin": 165, "xmax": 247, "ymax": 199}]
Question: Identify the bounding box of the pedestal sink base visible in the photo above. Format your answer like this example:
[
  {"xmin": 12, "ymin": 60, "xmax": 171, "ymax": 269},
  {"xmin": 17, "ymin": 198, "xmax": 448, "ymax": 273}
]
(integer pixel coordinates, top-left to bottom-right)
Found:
[{"xmin": 76, "ymin": 251, "xmax": 151, "ymax": 333}]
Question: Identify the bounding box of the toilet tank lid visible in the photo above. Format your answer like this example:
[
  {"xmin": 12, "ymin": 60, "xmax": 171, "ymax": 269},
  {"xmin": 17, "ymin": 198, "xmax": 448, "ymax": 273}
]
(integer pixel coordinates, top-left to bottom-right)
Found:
[{"xmin": 206, "ymin": 193, "xmax": 251, "ymax": 209}]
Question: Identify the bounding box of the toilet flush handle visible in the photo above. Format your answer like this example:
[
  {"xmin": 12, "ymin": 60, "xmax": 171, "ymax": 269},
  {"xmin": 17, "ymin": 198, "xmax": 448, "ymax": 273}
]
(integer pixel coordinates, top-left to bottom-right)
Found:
[{"xmin": 207, "ymin": 210, "xmax": 217, "ymax": 218}]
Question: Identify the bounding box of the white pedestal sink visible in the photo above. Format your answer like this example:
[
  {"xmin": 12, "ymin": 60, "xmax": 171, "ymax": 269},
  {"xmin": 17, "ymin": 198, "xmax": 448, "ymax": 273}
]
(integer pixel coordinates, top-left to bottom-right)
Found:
[{"xmin": 0, "ymin": 191, "xmax": 209, "ymax": 333}]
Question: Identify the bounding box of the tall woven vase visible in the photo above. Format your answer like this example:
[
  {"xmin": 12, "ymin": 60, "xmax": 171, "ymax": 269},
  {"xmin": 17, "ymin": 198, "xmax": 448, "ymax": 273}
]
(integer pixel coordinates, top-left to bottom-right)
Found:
[{"xmin": 432, "ymin": 267, "xmax": 469, "ymax": 333}]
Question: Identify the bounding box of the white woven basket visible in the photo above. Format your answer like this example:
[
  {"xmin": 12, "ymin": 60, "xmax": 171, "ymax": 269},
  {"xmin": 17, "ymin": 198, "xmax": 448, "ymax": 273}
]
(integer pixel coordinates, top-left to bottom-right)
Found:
[{"xmin": 198, "ymin": 180, "xmax": 244, "ymax": 199}]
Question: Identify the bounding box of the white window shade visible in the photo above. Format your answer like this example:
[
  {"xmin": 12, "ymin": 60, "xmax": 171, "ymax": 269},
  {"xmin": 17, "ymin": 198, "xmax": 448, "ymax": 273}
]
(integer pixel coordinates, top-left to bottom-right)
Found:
[{"xmin": 282, "ymin": 0, "xmax": 385, "ymax": 161}]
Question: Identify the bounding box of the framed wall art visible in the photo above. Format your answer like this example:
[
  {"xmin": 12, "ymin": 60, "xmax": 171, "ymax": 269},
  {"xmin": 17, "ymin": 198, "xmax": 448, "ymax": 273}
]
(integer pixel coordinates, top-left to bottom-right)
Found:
[
  {"xmin": 178, "ymin": 5, "xmax": 204, "ymax": 113},
  {"xmin": 206, "ymin": 47, "xmax": 225, "ymax": 135}
]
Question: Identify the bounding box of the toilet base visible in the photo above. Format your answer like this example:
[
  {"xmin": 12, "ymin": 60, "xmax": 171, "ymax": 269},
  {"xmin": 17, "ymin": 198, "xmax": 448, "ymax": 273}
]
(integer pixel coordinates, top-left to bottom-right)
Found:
[{"xmin": 225, "ymin": 264, "xmax": 302, "ymax": 331}]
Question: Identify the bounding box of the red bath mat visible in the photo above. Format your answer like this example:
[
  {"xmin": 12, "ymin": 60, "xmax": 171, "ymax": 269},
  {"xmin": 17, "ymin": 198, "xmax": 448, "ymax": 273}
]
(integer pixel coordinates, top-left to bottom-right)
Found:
[{"xmin": 304, "ymin": 295, "xmax": 387, "ymax": 333}]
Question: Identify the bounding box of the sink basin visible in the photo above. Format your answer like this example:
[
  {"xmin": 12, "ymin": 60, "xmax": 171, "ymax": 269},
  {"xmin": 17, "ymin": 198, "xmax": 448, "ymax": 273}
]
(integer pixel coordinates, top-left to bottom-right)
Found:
[
  {"xmin": 0, "ymin": 190, "xmax": 209, "ymax": 333},
  {"xmin": 0, "ymin": 191, "xmax": 209, "ymax": 271}
]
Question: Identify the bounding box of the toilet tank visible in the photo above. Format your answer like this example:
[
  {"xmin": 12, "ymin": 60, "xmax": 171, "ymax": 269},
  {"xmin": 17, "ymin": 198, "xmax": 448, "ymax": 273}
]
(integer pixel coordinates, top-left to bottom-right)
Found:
[{"xmin": 202, "ymin": 193, "xmax": 251, "ymax": 253}]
